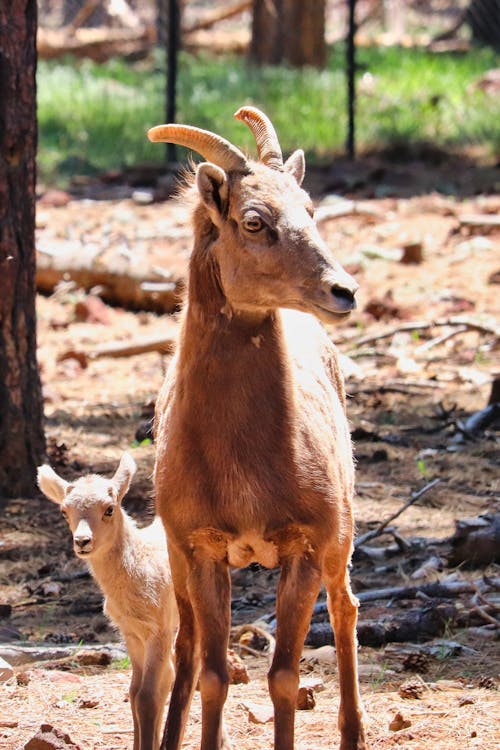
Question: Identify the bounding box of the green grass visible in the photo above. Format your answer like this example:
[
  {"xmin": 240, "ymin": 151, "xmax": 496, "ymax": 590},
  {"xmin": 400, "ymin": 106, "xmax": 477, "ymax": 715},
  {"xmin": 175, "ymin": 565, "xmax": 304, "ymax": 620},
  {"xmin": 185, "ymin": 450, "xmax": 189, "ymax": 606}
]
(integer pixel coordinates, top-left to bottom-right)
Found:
[{"xmin": 37, "ymin": 45, "xmax": 500, "ymax": 185}]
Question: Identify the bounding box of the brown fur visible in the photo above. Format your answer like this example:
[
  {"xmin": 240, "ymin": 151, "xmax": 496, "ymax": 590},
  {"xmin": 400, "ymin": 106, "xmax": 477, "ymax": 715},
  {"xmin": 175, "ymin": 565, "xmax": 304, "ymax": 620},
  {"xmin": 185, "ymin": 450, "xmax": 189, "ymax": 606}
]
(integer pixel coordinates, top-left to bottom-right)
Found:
[{"xmin": 154, "ymin": 146, "xmax": 367, "ymax": 750}]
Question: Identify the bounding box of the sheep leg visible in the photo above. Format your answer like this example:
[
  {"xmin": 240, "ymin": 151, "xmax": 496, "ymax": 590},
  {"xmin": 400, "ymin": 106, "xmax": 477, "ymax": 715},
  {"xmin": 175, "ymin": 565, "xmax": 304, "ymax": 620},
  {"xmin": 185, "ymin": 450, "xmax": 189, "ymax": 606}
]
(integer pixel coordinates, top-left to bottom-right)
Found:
[
  {"xmin": 268, "ymin": 554, "xmax": 322, "ymax": 750},
  {"xmin": 126, "ymin": 638, "xmax": 144, "ymax": 750},
  {"xmin": 324, "ymin": 551, "xmax": 367, "ymax": 750},
  {"xmin": 137, "ymin": 637, "xmax": 175, "ymax": 750},
  {"xmin": 188, "ymin": 554, "xmax": 232, "ymax": 750},
  {"xmin": 161, "ymin": 552, "xmax": 200, "ymax": 750}
]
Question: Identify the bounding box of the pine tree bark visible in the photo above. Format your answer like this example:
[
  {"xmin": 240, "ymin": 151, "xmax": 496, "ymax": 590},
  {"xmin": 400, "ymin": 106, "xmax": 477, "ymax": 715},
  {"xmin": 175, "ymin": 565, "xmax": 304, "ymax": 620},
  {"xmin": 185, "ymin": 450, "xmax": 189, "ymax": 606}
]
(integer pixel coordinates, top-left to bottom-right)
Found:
[
  {"xmin": 250, "ymin": 0, "xmax": 326, "ymax": 68},
  {"xmin": 0, "ymin": 0, "xmax": 45, "ymax": 499}
]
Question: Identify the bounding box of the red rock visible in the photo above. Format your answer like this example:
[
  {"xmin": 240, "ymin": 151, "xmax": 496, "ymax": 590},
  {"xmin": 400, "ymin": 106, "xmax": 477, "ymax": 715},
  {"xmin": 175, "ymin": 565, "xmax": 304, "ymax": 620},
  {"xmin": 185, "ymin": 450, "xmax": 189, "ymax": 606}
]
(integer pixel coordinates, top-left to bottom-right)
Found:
[
  {"xmin": 24, "ymin": 723, "xmax": 82, "ymax": 750},
  {"xmin": 241, "ymin": 701, "xmax": 274, "ymax": 724},
  {"xmin": 227, "ymin": 648, "xmax": 249, "ymax": 685},
  {"xmin": 38, "ymin": 190, "xmax": 72, "ymax": 207},
  {"xmin": 74, "ymin": 295, "xmax": 112, "ymax": 325}
]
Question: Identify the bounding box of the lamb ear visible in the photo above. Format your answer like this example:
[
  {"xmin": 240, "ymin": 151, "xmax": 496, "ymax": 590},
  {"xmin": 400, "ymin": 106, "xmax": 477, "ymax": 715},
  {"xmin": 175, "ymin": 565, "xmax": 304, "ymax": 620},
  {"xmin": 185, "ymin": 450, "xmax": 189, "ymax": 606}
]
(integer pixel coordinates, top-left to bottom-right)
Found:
[
  {"xmin": 284, "ymin": 149, "xmax": 305, "ymax": 186},
  {"xmin": 196, "ymin": 162, "xmax": 229, "ymax": 227},
  {"xmin": 112, "ymin": 452, "xmax": 137, "ymax": 503},
  {"xmin": 37, "ymin": 465, "xmax": 69, "ymax": 504}
]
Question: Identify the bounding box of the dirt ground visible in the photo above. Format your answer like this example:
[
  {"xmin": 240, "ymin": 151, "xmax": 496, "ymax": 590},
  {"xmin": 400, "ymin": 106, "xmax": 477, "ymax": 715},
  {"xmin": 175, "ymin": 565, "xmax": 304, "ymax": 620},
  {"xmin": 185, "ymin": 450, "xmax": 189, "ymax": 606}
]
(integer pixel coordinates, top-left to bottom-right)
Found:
[{"xmin": 0, "ymin": 155, "xmax": 499, "ymax": 749}]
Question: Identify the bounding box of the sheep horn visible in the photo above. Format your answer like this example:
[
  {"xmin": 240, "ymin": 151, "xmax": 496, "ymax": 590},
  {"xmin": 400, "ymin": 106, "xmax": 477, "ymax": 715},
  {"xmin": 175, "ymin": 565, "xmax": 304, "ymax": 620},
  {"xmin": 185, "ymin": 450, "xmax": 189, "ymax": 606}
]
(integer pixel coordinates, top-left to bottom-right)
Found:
[
  {"xmin": 147, "ymin": 124, "xmax": 249, "ymax": 173},
  {"xmin": 234, "ymin": 106, "xmax": 283, "ymax": 170}
]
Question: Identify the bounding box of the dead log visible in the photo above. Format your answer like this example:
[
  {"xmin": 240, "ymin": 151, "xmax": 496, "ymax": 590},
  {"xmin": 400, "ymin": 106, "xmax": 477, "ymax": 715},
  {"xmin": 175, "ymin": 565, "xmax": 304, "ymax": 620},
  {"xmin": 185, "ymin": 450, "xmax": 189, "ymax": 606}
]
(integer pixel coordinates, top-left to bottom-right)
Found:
[
  {"xmin": 447, "ymin": 514, "xmax": 500, "ymax": 568},
  {"xmin": 37, "ymin": 25, "xmax": 156, "ymax": 62},
  {"xmin": 459, "ymin": 213, "xmax": 500, "ymax": 232},
  {"xmin": 0, "ymin": 643, "xmax": 126, "ymax": 667},
  {"xmin": 183, "ymin": 1, "xmax": 252, "ymax": 35},
  {"xmin": 36, "ymin": 246, "xmax": 184, "ymax": 314},
  {"xmin": 305, "ymin": 602, "xmax": 458, "ymax": 648},
  {"xmin": 88, "ymin": 333, "xmax": 177, "ymax": 360}
]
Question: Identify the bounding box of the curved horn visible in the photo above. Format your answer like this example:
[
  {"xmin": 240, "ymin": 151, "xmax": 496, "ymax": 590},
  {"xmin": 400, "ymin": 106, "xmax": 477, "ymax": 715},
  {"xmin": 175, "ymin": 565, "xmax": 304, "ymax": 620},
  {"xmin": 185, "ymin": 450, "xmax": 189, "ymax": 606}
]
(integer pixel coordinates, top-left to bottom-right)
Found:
[
  {"xmin": 147, "ymin": 124, "xmax": 248, "ymax": 173},
  {"xmin": 234, "ymin": 106, "xmax": 283, "ymax": 169}
]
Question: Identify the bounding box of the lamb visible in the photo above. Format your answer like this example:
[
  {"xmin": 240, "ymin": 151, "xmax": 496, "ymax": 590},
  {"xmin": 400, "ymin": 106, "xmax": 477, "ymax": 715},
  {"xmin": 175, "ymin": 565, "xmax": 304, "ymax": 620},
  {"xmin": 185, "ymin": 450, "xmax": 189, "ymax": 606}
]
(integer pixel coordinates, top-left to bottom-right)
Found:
[
  {"xmin": 149, "ymin": 106, "xmax": 367, "ymax": 749},
  {"xmin": 37, "ymin": 453, "xmax": 176, "ymax": 750}
]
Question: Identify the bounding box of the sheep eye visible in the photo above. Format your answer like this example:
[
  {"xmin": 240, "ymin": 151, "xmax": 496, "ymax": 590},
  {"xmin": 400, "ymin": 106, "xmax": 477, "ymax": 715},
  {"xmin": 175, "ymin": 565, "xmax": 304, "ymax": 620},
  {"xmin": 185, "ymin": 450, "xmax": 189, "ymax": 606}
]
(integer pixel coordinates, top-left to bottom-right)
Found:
[
  {"xmin": 103, "ymin": 506, "xmax": 114, "ymax": 518},
  {"xmin": 242, "ymin": 214, "xmax": 263, "ymax": 233}
]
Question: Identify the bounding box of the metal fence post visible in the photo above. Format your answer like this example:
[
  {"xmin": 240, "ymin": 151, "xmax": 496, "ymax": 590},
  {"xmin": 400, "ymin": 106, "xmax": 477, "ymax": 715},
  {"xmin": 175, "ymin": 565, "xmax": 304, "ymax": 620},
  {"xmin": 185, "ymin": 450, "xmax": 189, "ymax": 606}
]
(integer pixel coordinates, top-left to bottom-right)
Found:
[
  {"xmin": 166, "ymin": 0, "xmax": 180, "ymax": 164},
  {"xmin": 346, "ymin": 0, "xmax": 357, "ymax": 159}
]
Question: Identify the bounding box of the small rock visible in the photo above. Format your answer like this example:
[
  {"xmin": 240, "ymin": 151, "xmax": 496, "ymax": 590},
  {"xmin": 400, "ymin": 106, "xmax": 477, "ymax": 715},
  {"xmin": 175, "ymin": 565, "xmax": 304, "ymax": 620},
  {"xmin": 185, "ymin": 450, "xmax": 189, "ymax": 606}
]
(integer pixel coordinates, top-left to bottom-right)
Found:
[
  {"xmin": 488, "ymin": 269, "xmax": 500, "ymax": 285},
  {"xmin": 0, "ymin": 720, "xmax": 18, "ymax": 728},
  {"xmin": 75, "ymin": 649, "xmax": 112, "ymax": 667},
  {"xmin": 17, "ymin": 671, "xmax": 31, "ymax": 686},
  {"xmin": 227, "ymin": 649, "xmax": 249, "ymax": 685},
  {"xmin": 364, "ymin": 290, "xmax": 402, "ymax": 321},
  {"xmin": 400, "ymin": 241, "xmax": 423, "ymax": 264},
  {"xmin": 296, "ymin": 685, "xmax": 315, "ymax": 710},
  {"xmin": 241, "ymin": 701, "xmax": 274, "ymax": 724},
  {"xmin": 300, "ymin": 646, "xmax": 336, "ymax": 667},
  {"xmin": 389, "ymin": 711, "xmax": 412, "ymax": 732},
  {"xmin": 299, "ymin": 676, "xmax": 326, "ymax": 692},
  {"xmin": 398, "ymin": 677, "xmax": 426, "ymax": 699},
  {"xmin": 458, "ymin": 696, "xmax": 476, "ymax": 706},
  {"xmin": 57, "ymin": 350, "xmax": 88, "ymax": 369},
  {"xmin": 74, "ymin": 295, "xmax": 111, "ymax": 325},
  {"xmin": 132, "ymin": 189, "xmax": 154, "ymax": 205},
  {"xmin": 77, "ymin": 696, "xmax": 100, "ymax": 709},
  {"xmin": 41, "ymin": 581, "xmax": 62, "ymax": 598},
  {"xmin": 0, "ymin": 656, "xmax": 14, "ymax": 682},
  {"xmin": 24, "ymin": 723, "xmax": 82, "ymax": 750},
  {"xmin": 0, "ymin": 604, "xmax": 12, "ymax": 618},
  {"xmin": 38, "ymin": 190, "xmax": 72, "ymax": 207}
]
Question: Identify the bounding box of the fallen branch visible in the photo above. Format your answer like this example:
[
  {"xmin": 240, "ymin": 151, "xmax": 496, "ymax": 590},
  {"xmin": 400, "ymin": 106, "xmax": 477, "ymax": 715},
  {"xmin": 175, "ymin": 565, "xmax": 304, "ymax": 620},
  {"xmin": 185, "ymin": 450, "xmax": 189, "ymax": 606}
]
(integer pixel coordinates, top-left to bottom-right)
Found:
[
  {"xmin": 305, "ymin": 601, "xmax": 458, "ymax": 648},
  {"xmin": 183, "ymin": 1, "xmax": 252, "ymax": 34},
  {"xmin": 36, "ymin": 245, "xmax": 184, "ymax": 313},
  {"xmin": 318, "ymin": 578, "xmax": 483, "ymax": 609},
  {"xmin": 88, "ymin": 333, "xmax": 177, "ymax": 360},
  {"xmin": 354, "ymin": 479, "xmax": 441, "ymax": 549},
  {"xmin": 348, "ymin": 317, "xmax": 499, "ymax": 350},
  {"xmin": 459, "ymin": 214, "xmax": 500, "ymax": 231}
]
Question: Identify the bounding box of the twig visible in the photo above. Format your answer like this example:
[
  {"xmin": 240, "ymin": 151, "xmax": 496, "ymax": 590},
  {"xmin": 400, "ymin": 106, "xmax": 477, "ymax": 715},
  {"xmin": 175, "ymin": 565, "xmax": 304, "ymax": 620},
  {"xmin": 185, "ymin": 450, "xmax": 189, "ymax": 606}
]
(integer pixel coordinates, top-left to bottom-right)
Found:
[
  {"xmin": 414, "ymin": 326, "xmax": 468, "ymax": 354},
  {"xmin": 347, "ymin": 317, "xmax": 499, "ymax": 350},
  {"xmin": 313, "ymin": 579, "xmax": 483, "ymax": 612},
  {"xmin": 354, "ymin": 479, "xmax": 441, "ymax": 548},
  {"xmin": 470, "ymin": 602, "xmax": 499, "ymax": 627},
  {"xmin": 183, "ymin": 1, "xmax": 252, "ymax": 34}
]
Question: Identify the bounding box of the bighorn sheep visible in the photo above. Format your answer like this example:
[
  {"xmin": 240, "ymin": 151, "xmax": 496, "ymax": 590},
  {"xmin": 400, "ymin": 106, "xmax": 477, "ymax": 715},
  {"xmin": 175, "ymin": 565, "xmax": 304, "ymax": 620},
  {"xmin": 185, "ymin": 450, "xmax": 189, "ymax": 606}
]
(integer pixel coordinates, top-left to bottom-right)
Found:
[
  {"xmin": 37, "ymin": 453, "xmax": 176, "ymax": 750},
  {"xmin": 149, "ymin": 106, "xmax": 367, "ymax": 750}
]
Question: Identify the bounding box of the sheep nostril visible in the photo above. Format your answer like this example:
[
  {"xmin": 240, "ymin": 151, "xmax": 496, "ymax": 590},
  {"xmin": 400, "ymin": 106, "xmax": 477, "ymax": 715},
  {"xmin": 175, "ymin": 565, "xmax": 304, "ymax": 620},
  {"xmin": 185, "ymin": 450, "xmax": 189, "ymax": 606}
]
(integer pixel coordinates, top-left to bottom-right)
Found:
[
  {"xmin": 75, "ymin": 537, "xmax": 91, "ymax": 549},
  {"xmin": 331, "ymin": 286, "xmax": 357, "ymax": 310}
]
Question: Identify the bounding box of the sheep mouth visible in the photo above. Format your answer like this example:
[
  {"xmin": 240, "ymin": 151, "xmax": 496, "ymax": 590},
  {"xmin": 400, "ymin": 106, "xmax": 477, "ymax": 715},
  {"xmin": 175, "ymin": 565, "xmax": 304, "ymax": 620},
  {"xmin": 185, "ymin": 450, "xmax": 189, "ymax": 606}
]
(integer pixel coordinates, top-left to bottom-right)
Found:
[{"xmin": 311, "ymin": 303, "xmax": 353, "ymax": 323}]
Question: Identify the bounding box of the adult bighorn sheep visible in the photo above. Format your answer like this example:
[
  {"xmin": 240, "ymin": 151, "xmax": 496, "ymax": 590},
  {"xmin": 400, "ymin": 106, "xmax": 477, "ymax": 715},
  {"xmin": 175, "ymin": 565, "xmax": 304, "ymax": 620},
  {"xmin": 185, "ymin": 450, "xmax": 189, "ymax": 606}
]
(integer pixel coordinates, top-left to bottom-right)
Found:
[{"xmin": 149, "ymin": 107, "xmax": 367, "ymax": 750}]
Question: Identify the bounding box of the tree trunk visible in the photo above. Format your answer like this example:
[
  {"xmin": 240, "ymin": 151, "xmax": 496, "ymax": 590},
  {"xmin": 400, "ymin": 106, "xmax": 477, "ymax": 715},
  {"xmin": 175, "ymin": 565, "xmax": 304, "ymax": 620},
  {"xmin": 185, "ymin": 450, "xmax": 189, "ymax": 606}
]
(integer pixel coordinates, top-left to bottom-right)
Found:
[
  {"xmin": 0, "ymin": 0, "xmax": 45, "ymax": 499},
  {"xmin": 250, "ymin": 0, "xmax": 326, "ymax": 68}
]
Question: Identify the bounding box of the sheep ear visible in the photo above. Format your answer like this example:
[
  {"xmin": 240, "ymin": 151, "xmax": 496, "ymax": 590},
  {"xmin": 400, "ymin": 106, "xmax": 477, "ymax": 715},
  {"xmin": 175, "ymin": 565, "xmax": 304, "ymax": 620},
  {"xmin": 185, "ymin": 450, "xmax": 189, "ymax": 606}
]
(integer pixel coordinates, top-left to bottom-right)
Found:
[
  {"xmin": 196, "ymin": 162, "xmax": 229, "ymax": 227},
  {"xmin": 112, "ymin": 452, "xmax": 137, "ymax": 502},
  {"xmin": 284, "ymin": 149, "xmax": 305, "ymax": 186},
  {"xmin": 37, "ymin": 465, "xmax": 69, "ymax": 505}
]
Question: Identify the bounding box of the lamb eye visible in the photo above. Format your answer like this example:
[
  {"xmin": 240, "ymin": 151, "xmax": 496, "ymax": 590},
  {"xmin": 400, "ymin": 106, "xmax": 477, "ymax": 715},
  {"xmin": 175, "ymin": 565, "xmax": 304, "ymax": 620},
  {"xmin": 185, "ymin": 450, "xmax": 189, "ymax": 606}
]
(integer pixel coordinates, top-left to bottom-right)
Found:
[
  {"xmin": 103, "ymin": 506, "xmax": 114, "ymax": 518},
  {"xmin": 242, "ymin": 214, "xmax": 263, "ymax": 233}
]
